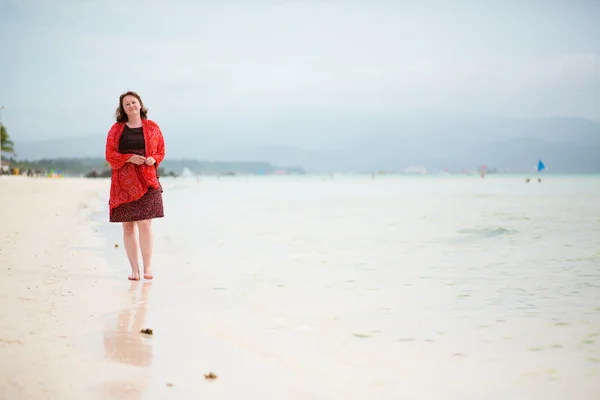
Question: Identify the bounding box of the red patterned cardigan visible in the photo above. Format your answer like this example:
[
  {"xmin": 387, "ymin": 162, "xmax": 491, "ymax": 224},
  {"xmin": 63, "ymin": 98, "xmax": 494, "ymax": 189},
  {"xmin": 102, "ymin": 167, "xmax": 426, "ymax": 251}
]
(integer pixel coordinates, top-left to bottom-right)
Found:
[{"xmin": 105, "ymin": 119, "xmax": 165, "ymax": 216}]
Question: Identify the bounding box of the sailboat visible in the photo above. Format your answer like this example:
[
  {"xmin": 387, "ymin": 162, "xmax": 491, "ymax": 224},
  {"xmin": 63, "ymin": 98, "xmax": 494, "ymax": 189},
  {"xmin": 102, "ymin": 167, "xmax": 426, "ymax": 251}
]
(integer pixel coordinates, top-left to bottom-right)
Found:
[
  {"xmin": 536, "ymin": 159, "xmax": 545, "ymax": 182},
  {"xmin": 537, "ymin": 160, "xmax": 545, "ymax": 173},
  {"xmin": 180, "ymin": 167, "xmax": 194, "ymax": 178},
  {"xmin": 526, "ymin": 159, "xmax": 546, "ymax": 183}
]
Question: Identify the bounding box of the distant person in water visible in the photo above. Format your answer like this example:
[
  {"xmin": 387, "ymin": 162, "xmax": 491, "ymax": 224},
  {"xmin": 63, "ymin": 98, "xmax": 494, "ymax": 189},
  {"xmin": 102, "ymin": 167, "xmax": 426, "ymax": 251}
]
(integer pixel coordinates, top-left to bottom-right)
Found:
[{"xmin": 105, "ymin": 91, "xmax": 166, "ymax": 281}]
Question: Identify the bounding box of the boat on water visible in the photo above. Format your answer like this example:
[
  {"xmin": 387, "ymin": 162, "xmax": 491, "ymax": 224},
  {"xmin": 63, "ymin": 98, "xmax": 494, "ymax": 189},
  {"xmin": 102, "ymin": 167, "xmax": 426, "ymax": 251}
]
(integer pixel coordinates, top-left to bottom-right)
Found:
[
  {"xmin": 537, "ymin": 160, "xmax": 545, "ymax": 173},
  {"xmin": 525, "ymin": 159, "xmax": 545, "ymax": 183},
  {"xmin": 402, "ymin": 166, "xmax": 427, "ymax": 175}
]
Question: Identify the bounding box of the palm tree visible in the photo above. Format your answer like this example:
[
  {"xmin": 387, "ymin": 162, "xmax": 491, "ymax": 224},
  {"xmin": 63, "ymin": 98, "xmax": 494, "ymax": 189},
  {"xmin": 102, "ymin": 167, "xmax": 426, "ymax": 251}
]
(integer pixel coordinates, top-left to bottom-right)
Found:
[{"xmin": 1, "ymin": 124, "xmax": 15, "ymax": 154}]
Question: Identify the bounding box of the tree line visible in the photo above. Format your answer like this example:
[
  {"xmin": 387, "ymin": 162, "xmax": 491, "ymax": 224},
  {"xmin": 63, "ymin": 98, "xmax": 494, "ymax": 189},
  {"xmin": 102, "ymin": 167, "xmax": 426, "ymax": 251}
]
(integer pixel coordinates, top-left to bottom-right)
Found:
[{"xmin": 4, "ymin": 157, "xmax": 305, "ymax": 176}]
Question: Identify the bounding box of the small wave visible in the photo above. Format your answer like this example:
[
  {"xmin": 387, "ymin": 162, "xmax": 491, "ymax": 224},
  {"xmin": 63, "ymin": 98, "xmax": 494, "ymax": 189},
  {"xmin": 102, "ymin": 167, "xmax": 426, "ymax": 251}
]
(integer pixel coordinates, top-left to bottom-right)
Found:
[{"xmin": 456, "ymin": 227, "xmax": 519, "ymax": 237}]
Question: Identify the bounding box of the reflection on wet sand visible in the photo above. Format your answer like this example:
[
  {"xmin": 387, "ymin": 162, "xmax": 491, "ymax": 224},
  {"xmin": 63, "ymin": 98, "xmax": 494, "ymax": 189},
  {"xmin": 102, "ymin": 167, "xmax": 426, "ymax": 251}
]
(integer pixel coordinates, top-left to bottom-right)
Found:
[
  {"xmin": 97, "ymin": 380, "xmax": 147, "ymax": 400},
  {"xmin": 101, "ymin": 282, "xmax": 153, "ymax": 399},
  {"xmin": 104, "ymin": 281, "xmax": 153, "ymax": 367}
]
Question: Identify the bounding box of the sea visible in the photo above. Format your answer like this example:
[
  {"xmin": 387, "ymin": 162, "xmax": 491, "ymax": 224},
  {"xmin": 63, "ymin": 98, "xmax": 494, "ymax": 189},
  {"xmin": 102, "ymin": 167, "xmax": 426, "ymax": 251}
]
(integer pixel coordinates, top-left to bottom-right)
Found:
[{"xmin": 93, "ymin": 174, "xmax": 600, "ymax": 399}]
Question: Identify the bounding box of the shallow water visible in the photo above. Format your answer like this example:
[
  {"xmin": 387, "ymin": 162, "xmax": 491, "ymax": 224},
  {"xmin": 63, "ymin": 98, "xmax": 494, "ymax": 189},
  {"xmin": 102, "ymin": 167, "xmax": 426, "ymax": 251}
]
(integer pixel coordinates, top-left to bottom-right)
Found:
[{"xmin": 97, "ymin": 175, "xmax": 600, "ymax": 399}]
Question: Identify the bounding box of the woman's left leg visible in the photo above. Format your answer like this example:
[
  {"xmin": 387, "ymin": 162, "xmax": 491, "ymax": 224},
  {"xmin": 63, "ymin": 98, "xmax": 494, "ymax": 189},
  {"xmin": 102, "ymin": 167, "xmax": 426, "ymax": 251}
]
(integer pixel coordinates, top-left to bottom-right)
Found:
[{"xmin": 137, "ymin": 219, "xmax": 154, "ymax": 279}]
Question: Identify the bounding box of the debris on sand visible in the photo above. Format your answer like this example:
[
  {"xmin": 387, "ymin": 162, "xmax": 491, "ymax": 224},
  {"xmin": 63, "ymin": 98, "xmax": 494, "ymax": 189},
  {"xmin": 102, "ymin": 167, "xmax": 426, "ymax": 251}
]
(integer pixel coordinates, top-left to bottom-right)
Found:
[
  {"xmin": 166, "ymin": 383, "xmax": 174, "ymax": 387},
  {"xmin": 140, "ymin": 328, "xmax": 153, "ymax": 335},
  {"xmin": 114, "ymin": 244, "xmax": 119, "ymax": 248},
  {"xmin": 0, "ymin": 337, "xmax": 23, "ymax": 344},
  {"xmin": 204, "ymin": 372, "xmax": 217, "ymax": 380}
]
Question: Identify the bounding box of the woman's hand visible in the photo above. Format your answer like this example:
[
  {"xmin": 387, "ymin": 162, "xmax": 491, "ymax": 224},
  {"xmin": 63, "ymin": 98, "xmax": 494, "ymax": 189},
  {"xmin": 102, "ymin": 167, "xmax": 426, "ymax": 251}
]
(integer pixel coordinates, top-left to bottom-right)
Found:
[
  {"xmin": 127, "ymin": 155, "xmax": 146, "ymax": 165},
  {"xmin": 145, "ymin": 157, "xmax": 156, "ymax": 166}
]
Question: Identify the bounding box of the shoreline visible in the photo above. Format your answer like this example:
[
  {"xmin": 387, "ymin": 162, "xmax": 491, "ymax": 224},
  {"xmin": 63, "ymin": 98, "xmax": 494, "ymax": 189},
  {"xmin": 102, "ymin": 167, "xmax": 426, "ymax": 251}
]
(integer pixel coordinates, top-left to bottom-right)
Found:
[{"xmin": 0, "ymin": 176, "xmax": 149, "ymax": 399}]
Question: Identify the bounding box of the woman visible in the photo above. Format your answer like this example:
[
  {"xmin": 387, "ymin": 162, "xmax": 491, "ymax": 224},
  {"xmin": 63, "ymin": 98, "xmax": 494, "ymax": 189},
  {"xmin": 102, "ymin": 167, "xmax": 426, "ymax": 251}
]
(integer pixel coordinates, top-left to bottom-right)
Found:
[{"xmin": 105, "ymin": 91, "xmax": 165, "ymax": 281}]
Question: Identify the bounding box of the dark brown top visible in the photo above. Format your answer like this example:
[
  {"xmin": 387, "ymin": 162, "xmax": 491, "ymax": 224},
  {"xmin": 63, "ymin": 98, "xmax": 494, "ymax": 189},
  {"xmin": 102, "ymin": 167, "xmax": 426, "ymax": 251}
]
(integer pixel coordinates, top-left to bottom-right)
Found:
[{"xmin": 118, "ymin": 125, "xmax": 145, "ymax": 153}]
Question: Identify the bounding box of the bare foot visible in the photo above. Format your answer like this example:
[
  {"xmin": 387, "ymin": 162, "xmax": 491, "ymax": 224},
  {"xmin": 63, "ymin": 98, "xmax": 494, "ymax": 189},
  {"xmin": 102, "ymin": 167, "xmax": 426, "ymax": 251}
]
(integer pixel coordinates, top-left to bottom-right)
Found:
[
  {"xmin": 128, "ymin": 271, "xmax": 140, "ymax": 281},
  {"xmin": 143, "ymin": 269, "xmax": 153, "ymax": 280}
]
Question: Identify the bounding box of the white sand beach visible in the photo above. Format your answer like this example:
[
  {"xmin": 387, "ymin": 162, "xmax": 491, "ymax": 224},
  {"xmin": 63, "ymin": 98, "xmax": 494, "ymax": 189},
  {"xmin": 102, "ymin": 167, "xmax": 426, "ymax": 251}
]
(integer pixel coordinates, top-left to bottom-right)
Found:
[{"xmin": 0, "ymin": 177, "xmax": 147, "ymax": 400}]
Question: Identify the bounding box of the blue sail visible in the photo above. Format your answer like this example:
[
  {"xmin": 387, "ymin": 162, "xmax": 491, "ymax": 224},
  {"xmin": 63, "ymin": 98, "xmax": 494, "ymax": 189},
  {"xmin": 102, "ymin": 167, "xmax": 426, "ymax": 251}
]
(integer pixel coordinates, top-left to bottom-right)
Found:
[{"xmin": 537, "ymin": 160, "xmax": 545, "ymax": 172}]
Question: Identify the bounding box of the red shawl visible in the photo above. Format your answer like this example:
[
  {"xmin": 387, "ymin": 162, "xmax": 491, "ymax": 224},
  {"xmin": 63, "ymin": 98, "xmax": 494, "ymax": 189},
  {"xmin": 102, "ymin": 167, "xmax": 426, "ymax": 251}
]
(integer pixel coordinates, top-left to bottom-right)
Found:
[{"xmin": 105, "ymin": 119, "xmax": 165, "ymax": 216}]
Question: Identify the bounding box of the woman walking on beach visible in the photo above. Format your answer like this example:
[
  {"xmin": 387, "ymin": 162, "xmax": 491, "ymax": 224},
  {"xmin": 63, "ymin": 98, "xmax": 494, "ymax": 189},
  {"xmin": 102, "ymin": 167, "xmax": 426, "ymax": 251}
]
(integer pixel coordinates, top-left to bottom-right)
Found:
[{"xmin": 105, "ymin": 91, "xmax": 165, "ymax": 281}]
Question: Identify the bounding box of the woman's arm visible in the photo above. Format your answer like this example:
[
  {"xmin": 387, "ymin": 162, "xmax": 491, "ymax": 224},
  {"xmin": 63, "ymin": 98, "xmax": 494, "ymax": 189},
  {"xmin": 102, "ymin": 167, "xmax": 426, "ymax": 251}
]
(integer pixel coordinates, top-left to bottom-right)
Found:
[{"xmin": 147, "ymin": 124, "xmax": 165, "ymax": 167}]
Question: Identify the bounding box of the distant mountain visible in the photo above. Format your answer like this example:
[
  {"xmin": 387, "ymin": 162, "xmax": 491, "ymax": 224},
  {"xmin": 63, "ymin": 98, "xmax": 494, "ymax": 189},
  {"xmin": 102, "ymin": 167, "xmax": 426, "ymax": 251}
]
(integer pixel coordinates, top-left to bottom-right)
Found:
[
  {"xmin": 200, "ymin": 115, "xmax": 600, "ymax": 173},
  {"xmin": 12, "ymin": 114, "xmax": 600, "ymax": 173},
  {"xmin": 14, "ymin": 135, "xmax": 106, "ymax": 160},
  {"xmin": 208, "ymin": 139, "xmax": 600, "ymax": 173}
]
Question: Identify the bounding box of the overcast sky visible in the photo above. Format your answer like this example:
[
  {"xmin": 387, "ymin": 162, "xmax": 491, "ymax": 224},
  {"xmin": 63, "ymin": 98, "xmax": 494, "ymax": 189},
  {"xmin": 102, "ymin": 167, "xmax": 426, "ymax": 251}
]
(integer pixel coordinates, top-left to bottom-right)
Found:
[{"xmin": 1, "ymin": 0, "xmax": 598, "ymax": 144}]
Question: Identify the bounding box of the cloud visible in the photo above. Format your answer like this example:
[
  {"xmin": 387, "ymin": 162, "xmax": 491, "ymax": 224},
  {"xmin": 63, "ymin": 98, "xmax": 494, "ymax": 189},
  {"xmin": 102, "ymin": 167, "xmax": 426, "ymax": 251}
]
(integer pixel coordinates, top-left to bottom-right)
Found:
[{"xmin": 0, "ymin": 0, "xmax": 599, "ymax": 142}]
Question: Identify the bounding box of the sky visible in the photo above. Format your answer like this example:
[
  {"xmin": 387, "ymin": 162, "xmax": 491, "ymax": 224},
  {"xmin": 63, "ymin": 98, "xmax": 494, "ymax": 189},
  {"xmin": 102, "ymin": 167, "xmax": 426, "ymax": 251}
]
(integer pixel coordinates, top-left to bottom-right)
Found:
[{"xmin": 0, "ymin": 0, "xmax": 599, "ymax": 149}]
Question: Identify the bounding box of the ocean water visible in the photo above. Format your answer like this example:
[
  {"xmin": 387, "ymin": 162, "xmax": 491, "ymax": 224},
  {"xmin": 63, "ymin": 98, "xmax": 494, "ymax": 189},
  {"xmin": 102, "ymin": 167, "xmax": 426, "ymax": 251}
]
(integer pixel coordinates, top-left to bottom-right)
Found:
[{"xmin": 98, "ymin": 175, "xmax": 600, "ymax": 399}]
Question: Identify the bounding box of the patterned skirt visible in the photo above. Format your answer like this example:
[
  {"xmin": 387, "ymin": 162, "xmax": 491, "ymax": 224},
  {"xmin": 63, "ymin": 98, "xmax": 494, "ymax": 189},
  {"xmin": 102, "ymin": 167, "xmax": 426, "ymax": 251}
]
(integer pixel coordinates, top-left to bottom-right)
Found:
[{"xmin": 109, "ymin": 151, "xmax": 165, "ymax": 223}]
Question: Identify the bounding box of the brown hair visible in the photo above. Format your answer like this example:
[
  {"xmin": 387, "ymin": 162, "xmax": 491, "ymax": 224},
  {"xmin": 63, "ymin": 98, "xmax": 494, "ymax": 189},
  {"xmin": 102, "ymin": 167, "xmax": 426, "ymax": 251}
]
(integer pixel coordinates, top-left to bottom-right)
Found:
[{"xmin": 115, "ymin": 91, "xmax": 148, "ymax": 122}]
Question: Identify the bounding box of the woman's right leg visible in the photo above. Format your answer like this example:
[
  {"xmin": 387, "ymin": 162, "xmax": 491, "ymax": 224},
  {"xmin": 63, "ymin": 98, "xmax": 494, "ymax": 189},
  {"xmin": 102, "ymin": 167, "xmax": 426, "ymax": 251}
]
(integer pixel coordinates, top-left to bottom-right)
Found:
[{"xmin": 122, "ymin": 221, "xmax": 140, "ymax": 280}]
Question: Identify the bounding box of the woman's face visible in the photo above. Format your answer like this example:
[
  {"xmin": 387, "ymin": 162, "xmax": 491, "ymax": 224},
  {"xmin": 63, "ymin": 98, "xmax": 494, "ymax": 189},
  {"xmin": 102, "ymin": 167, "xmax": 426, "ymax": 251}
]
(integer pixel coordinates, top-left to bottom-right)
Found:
[{"xmin": 122, "ymin": 95, "xmax": 141, "ymax": 118}]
